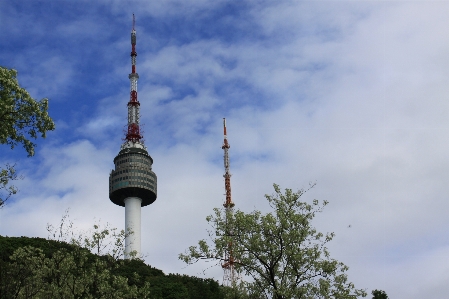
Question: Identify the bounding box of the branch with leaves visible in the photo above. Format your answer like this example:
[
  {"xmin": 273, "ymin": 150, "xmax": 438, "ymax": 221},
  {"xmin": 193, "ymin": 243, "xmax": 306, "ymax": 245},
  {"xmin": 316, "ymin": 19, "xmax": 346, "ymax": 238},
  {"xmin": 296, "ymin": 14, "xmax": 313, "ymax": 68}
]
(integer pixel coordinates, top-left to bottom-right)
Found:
[
  {"xmin": 46, "ymin": 209, "xmax": 138, "ymax": 260},
  {"xmin": 0, "ymin": 66, "xmax": 55, "ymax": 157},
  {"xmin": 0, "ymin": 163, "xmax": 22, "ymax": 207},
  {"xmin": 0, "ymin": 66, "xmax": 55, "ymax": 207}
]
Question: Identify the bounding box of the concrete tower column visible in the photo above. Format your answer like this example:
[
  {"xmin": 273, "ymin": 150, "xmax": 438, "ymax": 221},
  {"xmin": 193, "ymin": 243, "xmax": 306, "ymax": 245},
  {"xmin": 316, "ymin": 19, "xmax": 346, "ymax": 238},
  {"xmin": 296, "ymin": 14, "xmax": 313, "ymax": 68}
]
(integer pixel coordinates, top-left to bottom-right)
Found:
[{"xmin": 124, "ymin": 197, "xmax": 142, "ymax": 258}]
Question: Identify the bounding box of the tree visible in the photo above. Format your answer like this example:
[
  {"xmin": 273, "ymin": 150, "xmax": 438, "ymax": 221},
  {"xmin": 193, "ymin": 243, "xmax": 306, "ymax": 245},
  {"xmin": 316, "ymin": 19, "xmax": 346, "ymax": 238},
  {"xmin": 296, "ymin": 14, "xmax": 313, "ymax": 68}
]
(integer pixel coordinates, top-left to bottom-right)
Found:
[
  {"xmin": 179, "ymin": 184, "xmax": 367, "ymax": 299},
  {"xmin": 1, "ymin": 213, "xmax": 151, "ymax": 298},
  {"xmin": 3, "ymin": 245, "xmax": 151, "ymax": 299},
  {"xmin": 1, "ymin": 235, "xmax": 227, "ymax": 299},
  {"xmin": 0, "ymin": 66, "xmax": 55, "ymax": 206},
  {"xmin": 371, "ymin": 289, "xmax": 388, "ymax": 299}
]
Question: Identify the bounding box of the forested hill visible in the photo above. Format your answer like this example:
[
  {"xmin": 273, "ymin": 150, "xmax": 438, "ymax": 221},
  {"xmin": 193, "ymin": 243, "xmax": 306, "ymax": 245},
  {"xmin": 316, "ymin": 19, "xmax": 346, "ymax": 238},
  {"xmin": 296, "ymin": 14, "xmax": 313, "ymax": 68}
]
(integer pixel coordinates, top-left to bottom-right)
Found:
[{"xmin": 0, "ymin": 235, "xmax": 225, "ymax": 299}]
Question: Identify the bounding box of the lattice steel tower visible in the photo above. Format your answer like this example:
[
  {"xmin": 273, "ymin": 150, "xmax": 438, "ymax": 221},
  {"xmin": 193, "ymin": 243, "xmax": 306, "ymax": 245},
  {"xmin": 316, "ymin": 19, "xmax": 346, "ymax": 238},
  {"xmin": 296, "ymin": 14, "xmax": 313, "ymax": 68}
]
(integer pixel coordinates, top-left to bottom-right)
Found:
[
  {"xmin": 221, "ymin": 118, "xmax": 236, "ymax": 286},
  {"xmin": 109, "ymin": 15, "xmax": 157, "ymax": 259}
]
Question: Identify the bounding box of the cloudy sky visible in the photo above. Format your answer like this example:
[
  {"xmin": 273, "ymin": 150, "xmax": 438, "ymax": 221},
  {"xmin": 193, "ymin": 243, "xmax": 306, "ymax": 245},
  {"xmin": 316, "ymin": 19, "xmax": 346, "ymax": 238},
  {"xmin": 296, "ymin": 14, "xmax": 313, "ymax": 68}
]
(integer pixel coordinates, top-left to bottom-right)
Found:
[{"xmin": 1, "ymin": 0, "xmax": 449, "ymax": 297}]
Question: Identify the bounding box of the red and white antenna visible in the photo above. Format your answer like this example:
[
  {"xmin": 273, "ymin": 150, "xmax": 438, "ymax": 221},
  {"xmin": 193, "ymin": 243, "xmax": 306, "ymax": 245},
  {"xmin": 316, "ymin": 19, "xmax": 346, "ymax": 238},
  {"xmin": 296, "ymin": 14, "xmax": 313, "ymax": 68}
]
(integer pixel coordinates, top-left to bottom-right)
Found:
[
  {"xmin": 126, "ymin": 13, "xmax": 142, "ymax": 143},
  {"xmin": 221, "ymin": 118, "xmax": 236, "ymax": 286},
  {"xmin": 222, "ymin": 118, "xmax": 234, "ymax": 210}
]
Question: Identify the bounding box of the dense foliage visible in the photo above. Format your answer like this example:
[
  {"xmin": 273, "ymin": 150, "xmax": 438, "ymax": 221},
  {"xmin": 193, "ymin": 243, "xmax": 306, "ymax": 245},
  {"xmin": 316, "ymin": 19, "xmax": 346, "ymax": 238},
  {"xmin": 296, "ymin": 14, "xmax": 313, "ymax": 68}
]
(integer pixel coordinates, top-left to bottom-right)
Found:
[
  {"xmin": 0, "ymin": 236, "xmax": 225, "ymax": 299},
  {"xmin": 0, "ymin": 66, "xmax": 55, "ymax": 157},
  {"xmin": 371, "ymin": 289, "xmax": 388, "ymax": 299},
  {"xmin": 180, "ymin": 184, "xmax": 367, "ymax": 299}
]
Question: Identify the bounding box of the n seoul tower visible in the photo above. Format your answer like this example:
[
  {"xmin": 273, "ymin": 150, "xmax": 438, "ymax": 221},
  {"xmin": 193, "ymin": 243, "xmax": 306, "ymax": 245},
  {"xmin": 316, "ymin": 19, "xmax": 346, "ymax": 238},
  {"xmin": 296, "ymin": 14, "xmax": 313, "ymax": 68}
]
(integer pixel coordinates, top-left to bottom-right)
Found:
[{"xmin": 109, "ymin": 15, "xmax": 157, "ymax": 259}]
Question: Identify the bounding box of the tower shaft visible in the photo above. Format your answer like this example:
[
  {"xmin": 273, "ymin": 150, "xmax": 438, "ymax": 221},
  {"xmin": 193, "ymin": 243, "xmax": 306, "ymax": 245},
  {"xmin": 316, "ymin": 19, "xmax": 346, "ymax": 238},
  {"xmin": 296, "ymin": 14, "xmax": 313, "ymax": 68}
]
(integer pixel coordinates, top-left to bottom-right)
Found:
[{"xmin": 124, "ymin": 197, "xmax": 142, "ymax": 258}]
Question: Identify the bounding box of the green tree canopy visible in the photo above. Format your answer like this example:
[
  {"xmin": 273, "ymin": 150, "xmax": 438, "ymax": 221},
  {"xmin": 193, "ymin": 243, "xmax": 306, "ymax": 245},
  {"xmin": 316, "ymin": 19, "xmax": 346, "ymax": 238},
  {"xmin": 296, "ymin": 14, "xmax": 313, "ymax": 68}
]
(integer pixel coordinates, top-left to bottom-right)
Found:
[
  {"xmin": 180, "ymin": 184, "xmax": 367, "ymax": 299},
  {"xmin": 1, "ymin": 245, "xmax": 152, "ymax": 299},
  {"xmin": 0, "ymin": 235, "xmax": 226, "ymax": 299},
  {"xmin": 0, "ymin": 66, "xmax": 55, "ymax": 206},
  {"xmin": 0, "ymin": 213, "xmax": 226, "ymax": 299},
  {"xmin": 372, "ymin": 289, "xmax": 388, "ymax": 299},
  {"xmin": 0, "ymin": 66, "xmax": 55, "ymax": 156}
]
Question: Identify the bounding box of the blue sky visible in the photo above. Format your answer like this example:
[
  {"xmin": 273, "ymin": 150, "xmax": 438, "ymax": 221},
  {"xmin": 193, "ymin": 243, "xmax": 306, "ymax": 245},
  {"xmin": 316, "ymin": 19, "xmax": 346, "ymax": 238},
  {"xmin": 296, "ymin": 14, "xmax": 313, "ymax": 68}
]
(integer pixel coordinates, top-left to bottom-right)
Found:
[{"xmin": 2, "ymin": 1, "xmax": 449, "ymax": 298}]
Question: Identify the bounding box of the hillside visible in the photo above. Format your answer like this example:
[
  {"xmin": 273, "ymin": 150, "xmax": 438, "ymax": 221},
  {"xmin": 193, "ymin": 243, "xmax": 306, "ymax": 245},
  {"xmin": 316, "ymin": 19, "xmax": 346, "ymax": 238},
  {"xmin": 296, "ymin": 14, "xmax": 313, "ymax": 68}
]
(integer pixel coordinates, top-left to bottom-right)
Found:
[{"xmin": 0, "ymin": 235, "xmax": 225, "ymax": 299}]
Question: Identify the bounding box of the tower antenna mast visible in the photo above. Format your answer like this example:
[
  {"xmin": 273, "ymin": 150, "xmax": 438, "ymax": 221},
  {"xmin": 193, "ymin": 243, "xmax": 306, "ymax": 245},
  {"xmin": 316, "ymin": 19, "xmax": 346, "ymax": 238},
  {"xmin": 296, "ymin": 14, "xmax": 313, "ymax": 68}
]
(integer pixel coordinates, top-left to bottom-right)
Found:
[
  {"xmin": 132, "ymin": 13, "xmax": 135, "ymax": 31},
  {"xmin": 127, "ymin": 13, "xmax": 141, "ymax": 142},
  {"xmin": 221, "ymin": 118, "xmax": 236, "ymax": 286}
]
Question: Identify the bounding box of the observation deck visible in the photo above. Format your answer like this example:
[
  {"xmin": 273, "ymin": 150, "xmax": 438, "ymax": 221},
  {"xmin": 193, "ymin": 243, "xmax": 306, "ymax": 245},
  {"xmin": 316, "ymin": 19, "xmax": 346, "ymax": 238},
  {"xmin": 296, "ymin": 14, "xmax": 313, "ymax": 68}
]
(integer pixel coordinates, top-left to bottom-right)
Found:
[{"xmin": 109, "ymin": 145, "xmax": 157, "ymax": 207}]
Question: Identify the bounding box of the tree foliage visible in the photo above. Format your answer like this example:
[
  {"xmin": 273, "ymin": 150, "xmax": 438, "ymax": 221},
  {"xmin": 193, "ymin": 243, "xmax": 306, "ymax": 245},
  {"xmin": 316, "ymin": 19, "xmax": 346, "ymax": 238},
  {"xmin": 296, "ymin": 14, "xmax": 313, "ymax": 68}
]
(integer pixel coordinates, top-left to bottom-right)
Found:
[
  {"xmin": 0, "ymin": 235, "xmax": 225, "ymax": 299},
  {"xmin": 0, "ymin": 214, "xmax": 226, "ymax": 299},
  {"xmin": 179, "ymin": 184, "xmax": 367, "ymax": 299},
  {"xmin": 0, "ymin": 216, "xmax": 151, "ymax": 299},
  {"xmin": 0, "ymin": 163, "xmax": 21, "ymax": 207},
  {"xmin": 0, "ymin": 66, "xmax": 55, "ymax": 207},
  {"xmin": 1, "ymin": 245, "xmax": 151, "ymax": 299},
  {"xmin": 371, "ymin": 289, "xmax": 388, "ymax": 299},
  {"xmin": 0, "ymin": 66, "xmax": 55, "ymax": 156}
]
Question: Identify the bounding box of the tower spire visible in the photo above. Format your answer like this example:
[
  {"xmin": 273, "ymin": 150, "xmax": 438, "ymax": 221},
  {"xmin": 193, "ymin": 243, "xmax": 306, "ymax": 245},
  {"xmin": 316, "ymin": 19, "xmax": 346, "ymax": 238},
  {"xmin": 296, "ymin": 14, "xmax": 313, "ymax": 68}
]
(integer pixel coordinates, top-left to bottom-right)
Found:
[
  {"xmin": 126, "ymin": 13, "xmax": 141, "ymax": 143},
  {"xmin": 132, "ymin": 13, "xmax": 135, "ymax": 31},
  {"xmin": 221, "ymin": 118, "xmax": 236, "ymax": 286}
]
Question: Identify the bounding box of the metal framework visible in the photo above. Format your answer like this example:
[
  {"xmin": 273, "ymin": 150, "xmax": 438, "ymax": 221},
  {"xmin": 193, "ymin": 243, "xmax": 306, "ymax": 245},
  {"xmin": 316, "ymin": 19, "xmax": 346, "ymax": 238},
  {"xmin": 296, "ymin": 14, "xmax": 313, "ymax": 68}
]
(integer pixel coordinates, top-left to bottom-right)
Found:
[
  {"xmin": 221, "ymin": 118, "xmax": 237, "ymax": 286},
  {"xmin": 126, "ymin": 14, "xmax": 142, "ymax": 143}
]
